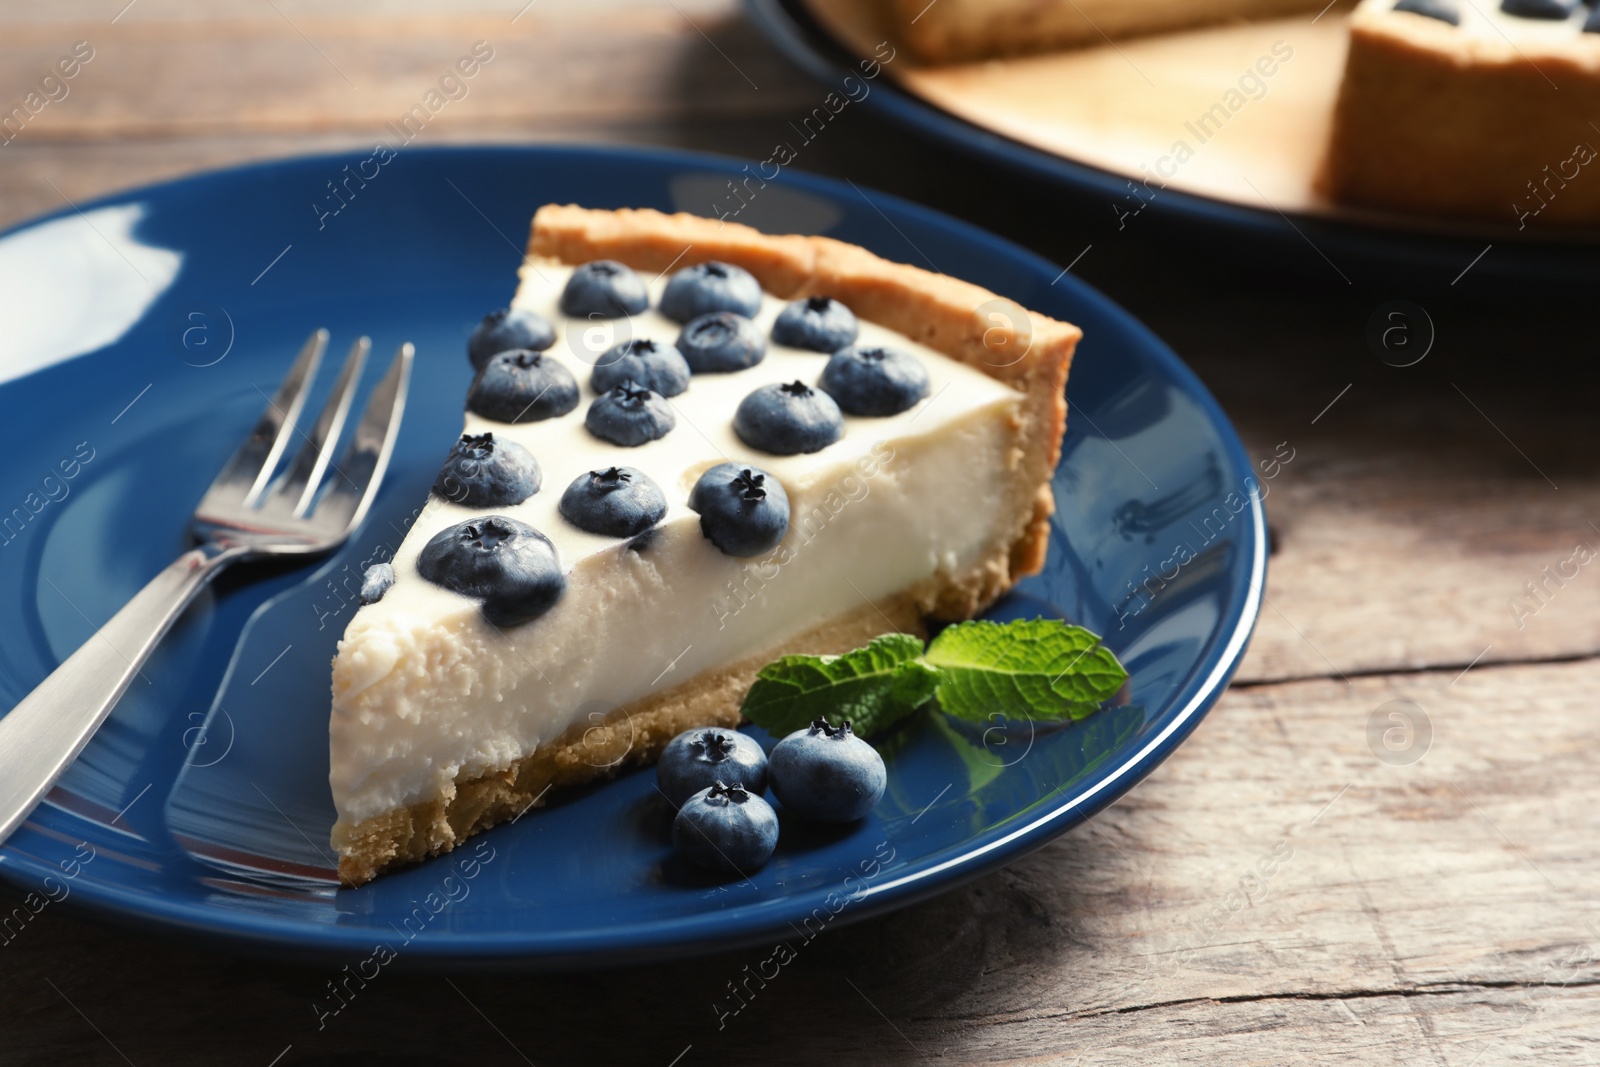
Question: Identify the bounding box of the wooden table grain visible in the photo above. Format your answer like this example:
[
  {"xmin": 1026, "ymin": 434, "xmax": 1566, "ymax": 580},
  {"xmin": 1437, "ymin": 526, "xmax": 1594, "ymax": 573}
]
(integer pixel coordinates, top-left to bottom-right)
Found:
[{"xmin": 3, "ymin": 3, "xmax": 1596, "ymax": 1064}]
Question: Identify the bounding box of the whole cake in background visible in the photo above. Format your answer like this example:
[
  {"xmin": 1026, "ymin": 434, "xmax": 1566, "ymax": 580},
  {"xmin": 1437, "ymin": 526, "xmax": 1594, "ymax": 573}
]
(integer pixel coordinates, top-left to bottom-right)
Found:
[
  {"xmin": 1322, "ymin": 0, "xmax": 1600, "ymax": 227},
  {"xmin": 888, "ymin": 0, "xmax": 1600, "ymax": 227}
]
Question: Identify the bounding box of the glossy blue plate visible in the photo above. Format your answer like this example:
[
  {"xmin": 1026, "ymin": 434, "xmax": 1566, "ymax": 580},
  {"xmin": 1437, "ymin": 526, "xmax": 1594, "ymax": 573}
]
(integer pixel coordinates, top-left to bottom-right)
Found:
[{"xmin": 0, "ymin": 145, "xmax": 1262, "ymax": 969}]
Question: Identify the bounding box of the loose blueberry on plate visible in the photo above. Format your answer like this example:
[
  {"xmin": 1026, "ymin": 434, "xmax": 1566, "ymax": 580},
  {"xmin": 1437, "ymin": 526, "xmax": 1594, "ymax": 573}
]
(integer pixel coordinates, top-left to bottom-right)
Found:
[
  {"xmin": 819, "ymin": 345, "xmax": 930, "ymax": 417},
  {"xmin": 657, "ymin": 728, "xmax": 769, "ymax": 809},
  {"xmin": 672, "ymin": 782, "xmax": 779, "ymax": 875},
  {"xmin": 769, "ymin": 719, "xmax": 886, "ymax": 823},
  {"xmin": 590, "ymin": 338, "xmax": 691, "ymax": 397},
  {"xmin": 359, "ymin": 563, "xmax": 394, "ymax": 605},
  {"xmin": 659, "ymin": 261, "xmax": 762, "ymax": 323},
  {"xmin": 559, "ymin": 260, "xmax": 649, "ymax": 318},
  {"xmin": 586, "ymin": 382, "xmax": 675, "ymax": 446},
  {"xmin": 416, "ymin": 516, "xmax": 565, "ymax": 626},
  {"xmin": 688, "ymin": 463, "xmax": 789, "ymax": 557},
  {"xmin": 677, "ymin": 311, "xmax": 766, "ymax": 373},
  {"xmin": 771, "ymin": 295, "xmax": 858, "ymax": 353},
  {"xmin": 467, "ymin": 308, "xmax": 555, "ymax": 371},
  {"xmin": 432, "ymin": 432, "xmax": 541, "ymax": 507},
  {"xmin": 559, "ymin": 466, "xmax": 667, "ymax": 538},
  {"xmin": 467, "ymin": 350, "xmax": 580, "ymax": 423},
  {"xmin": 733, "ymin": 380, "xmax": 844, "ymax": 455}
]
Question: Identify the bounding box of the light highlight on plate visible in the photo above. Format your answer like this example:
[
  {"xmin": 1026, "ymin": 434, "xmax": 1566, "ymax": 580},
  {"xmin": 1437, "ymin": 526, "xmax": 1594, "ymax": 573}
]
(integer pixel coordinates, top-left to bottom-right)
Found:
[{"xmin": 0, "ymin": 203, "xmax": 181, "ymax": 384}]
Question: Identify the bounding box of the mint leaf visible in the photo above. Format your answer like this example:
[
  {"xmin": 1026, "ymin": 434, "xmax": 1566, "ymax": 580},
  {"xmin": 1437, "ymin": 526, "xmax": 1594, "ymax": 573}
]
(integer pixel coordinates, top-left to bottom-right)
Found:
[
  {"xmin": 926, "ymin": 619, "xmax": 1127, "ymax": 723},
  {"xmin": 739, "ymin": 633, "xmax": 939, "ymax": 739}
]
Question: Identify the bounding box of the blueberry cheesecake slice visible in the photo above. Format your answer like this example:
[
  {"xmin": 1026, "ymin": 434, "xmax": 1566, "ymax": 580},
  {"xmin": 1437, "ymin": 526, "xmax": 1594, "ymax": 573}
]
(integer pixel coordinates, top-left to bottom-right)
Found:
[{"xmin": 328, "ymin": 205, "xmax": 1078, "ymax": 885}]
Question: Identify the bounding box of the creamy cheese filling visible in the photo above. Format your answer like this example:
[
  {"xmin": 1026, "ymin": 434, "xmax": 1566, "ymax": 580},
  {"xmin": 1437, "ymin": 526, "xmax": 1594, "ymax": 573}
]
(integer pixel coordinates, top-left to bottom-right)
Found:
[{"xmin": 329, "ymin": 261, "xmax": 1024, "ymax": 829}]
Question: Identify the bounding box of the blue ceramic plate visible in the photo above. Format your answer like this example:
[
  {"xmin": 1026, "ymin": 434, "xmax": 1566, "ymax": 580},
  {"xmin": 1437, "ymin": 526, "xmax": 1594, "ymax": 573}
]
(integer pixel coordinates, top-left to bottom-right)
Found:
[{"xmin": 0, "ymin": 145, "xmax": 1261, "ymax": 969}]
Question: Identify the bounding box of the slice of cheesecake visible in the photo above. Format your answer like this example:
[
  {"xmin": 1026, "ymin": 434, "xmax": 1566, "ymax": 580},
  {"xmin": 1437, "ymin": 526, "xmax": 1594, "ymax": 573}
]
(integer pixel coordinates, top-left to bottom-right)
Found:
[
  {"xmin": 328, "ymin": 206, "xmax": 1079, "ymax": 885},
  {"xmin": 888, "ymin": 0, "xmax": 1344, "ymax": 64},
  {"xmin": 1320, "ymin": 0, "xmax": 1600, "ymax": 226}
]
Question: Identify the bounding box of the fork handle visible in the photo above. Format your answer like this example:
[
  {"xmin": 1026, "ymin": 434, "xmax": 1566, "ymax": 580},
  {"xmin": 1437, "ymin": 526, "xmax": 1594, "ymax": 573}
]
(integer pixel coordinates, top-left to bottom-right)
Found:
[{"xmin": 0, "ymin": 544, "xmax": 243, "ymax": 845}]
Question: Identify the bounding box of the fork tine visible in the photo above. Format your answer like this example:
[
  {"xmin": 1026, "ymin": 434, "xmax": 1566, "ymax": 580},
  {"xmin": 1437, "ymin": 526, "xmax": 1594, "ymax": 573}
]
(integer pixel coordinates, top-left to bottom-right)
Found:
[
  {"xmin": 268, "ymin": 336, "xmax": 369, "ymax": 517},
  {"xmin": 209, "ymin": 328, "xmax": 328, "ymax": 508},
  {"xmin": 312, "ymin": 341, "xmax": 412, "ymax": 534}
]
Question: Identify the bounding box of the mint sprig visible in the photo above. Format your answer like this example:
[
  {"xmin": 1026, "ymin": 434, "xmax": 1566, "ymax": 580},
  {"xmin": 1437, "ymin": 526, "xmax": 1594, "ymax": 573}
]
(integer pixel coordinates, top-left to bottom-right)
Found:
[
  {"xmin": 738, "ymin": 619, "xmax": 1127, "ymax": 739},
  {"xmin": 926, "ymin": 619, "xmax": 1128, "ymax": 724},
  {"xmin": 739, "ymin": 633, "xmax": 940, "ymax": 739}
]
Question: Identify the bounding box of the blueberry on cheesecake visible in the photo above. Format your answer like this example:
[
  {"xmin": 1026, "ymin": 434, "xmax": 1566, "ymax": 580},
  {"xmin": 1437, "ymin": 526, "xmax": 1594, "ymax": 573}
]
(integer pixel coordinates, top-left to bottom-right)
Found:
[
  {"xmin": 772, "ymin": 295, "xmax": 857, "ymax": 353},
  {"xmin": 559, "ymin": 259, "xmax": 650, "ymax": 318},
  {"xmin": 416, "ymin": 516, "xmax": 565, "ymax": 627},
  {"xmin": 677, "ymin": 311, "xmax": 766, "ymax": 373},
  {"xmin": 585, "ymin": 382, "xmax": 675, "ymax": 447},
  {"xmin": 689, "ymin": 463, "xmax": 790, "ymax": 557},
  {"xmin": 467, "ymin": 307, "xmax": 554, "ymax": 370},
  {"xmin": 819, "ymin": 345, "xmax": 930, "ymax": 417},
  {"xmin": 659, "ymin": 261, "xmax": 762, "ymax": 322},
  {"xmin": 467, "ymin": 350, "xmax": 579, "ymax": 423},
  {"xmin": 433, "ymin": 432, "xmax": 541, "ymax": 507},
  {"xmin": 558, "ymin": 466, "xmax": 668, "ymax": 538},
  {"xmin": 733, "ymin": 381, "xmax": 844, "ymax": 455},
  {"xmin": 590, "ymin": 338, "xmax": 690, "ymax": 397}
]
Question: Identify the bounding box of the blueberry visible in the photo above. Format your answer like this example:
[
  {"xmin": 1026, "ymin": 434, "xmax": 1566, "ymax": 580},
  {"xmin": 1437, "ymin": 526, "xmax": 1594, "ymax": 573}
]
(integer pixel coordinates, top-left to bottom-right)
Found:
[
  {"xmin": 768, "ymin": 719, "xmax": 886, "ymax": 823},
  {"xmin": 1395, "ymin": 0, "xmax": 1460, "ymax": 22},
  {"xmin": 585, "ymin": 382, "xmax": 675, "ymax": 446},
  {"xmin": 559, "ymin": 260, "xmax": 649, "ymax": 319},
  {"xmin": 660, "ymin": 261, "xmax": 762, "ymax": 323},
  {"xmin": 672, "ymin": 782, "xmax": 779, "ymax": 875},
  {"xmin": 772, "ymin": 295, "xmax": 858, "ymax": 353},
  {"xmin": 359, "ymin": 563, "xmax": 394, "ymax": 605},
  {"xmin": 677, "ymin": 312, "xmax": 766, "ymax": 373},
  {"xmin": 468, "ymin": 308, "xmax": 555, "ymax": 371},
  {"xmin": 591, "ymin": 338, "xmax": 691, "ymax": 398},
  {"xmin": 1499, "ymin": 0, "xmax": 1571, "ymax": 18},
  {"xmin": 559, "ymin": 466, "xmax": 667, "ymax": 538},
  {"xmin": 416, "ymin": 516, "xmax": 565, "ymax": 626},
  {"xmin": 688, "ymin": 463, "xmax": 789, "ymax": 557},
  {"xmin": 733, "ymin": 380, "xmax": 844, "ymax": 455},
  {"xmin": 432, "ymin": 432, "xmax": 541, "ymax": 507},
  {"xmin": 819, "ymin": 345, "xmax": 930, "ymax": 417},
  {"xmin": 657, "ymin": 728, "xmax": 769, "ymax": 809},
  {"xmin": 467, "ymin": 350, "xmax": 580, "ymax": 423}
]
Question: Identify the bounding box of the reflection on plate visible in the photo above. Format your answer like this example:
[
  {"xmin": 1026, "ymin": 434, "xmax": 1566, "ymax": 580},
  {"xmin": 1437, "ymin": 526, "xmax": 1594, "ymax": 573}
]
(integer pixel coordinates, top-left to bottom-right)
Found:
[{"xmin": 0, "ymin": 145, "xmax": 1261, "ymax": 968}]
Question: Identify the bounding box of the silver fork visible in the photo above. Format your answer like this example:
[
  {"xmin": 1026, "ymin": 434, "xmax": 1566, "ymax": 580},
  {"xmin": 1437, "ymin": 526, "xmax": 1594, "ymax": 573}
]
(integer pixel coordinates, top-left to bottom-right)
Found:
[{"xmin": 0, "ymin": 329, "xmax": 412, "ymax": 846}]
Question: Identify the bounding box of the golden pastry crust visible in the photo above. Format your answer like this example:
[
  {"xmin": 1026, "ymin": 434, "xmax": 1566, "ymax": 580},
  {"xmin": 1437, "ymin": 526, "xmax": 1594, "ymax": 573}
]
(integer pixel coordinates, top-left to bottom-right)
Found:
[
  {"xmin": 883, "ymin": 0, "xmax": 1342, "ymax": 65},
  {"xmin": 333, "ymin": 205, "xmax": 1080, "ymax": 886},
  {"xmin": 1320, "ymin": 7, "xmax": 1600, "ymax": 225}
]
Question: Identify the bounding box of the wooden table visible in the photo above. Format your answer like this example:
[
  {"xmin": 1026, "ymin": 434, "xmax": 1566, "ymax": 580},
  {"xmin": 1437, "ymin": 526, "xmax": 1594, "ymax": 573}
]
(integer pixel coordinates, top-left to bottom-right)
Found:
[{"xmin": 3, "ymin": 3, "xmax": 1596, "ymax": 1063}]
